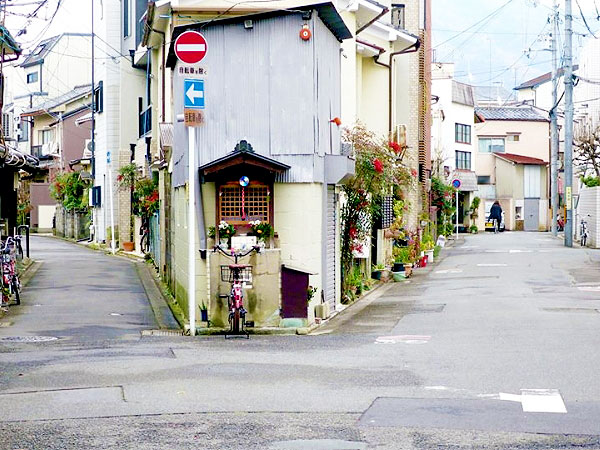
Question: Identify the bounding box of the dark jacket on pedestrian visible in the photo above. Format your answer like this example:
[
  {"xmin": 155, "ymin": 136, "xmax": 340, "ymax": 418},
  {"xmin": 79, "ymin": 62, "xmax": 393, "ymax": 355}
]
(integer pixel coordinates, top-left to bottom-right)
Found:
[{"xmin": 489, "ymin": 202, "xmax": 502, "ymax": 222}]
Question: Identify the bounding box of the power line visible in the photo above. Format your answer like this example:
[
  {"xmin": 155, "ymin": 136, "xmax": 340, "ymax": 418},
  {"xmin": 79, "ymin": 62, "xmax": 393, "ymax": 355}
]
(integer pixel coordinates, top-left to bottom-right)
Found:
[
  {"xmin": 433, "ymin": 0, "xmax": 515, "ymax": 49},
  {"xmin": 575, "ymin": 0, "xmax": 598, "ymax": 38}
]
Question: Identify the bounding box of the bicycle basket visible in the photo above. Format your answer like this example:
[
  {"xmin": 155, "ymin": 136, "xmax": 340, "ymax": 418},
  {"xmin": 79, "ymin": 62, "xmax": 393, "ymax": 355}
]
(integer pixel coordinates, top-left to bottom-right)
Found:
[{"xmin": 220, "ymin": 265, "xmax": 252, "ymax": 283}]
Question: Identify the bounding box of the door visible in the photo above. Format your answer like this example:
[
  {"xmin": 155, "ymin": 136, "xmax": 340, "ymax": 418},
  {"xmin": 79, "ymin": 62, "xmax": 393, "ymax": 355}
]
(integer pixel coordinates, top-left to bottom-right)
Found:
[
  {"xmin": 281, "ymin": 266, "xmax": 309, "ymax": 319},
  {"xmin": 524, "ymin": 198, "xmax": 539, "ymax": 231}
]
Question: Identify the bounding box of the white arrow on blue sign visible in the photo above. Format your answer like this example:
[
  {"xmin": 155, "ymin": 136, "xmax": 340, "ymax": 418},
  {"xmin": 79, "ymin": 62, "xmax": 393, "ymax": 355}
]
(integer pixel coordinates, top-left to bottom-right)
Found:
[
  {"xmin": 107, "ymin": 151, "xmax": 111, "ymax": 164},
  {"xmin": 184, "ymin": 79, "xmax": 205, "ymax": 109}
]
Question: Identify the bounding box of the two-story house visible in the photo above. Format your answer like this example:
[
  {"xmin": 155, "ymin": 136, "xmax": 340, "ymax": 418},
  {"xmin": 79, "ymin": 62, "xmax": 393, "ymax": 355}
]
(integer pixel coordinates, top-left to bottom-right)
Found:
[
  {"xmin": 431, "ymin": 62, "xmax": 478, "ymax": 230},
  {"xmin": 474, "ymin": 106, "xmax": 550, "ymax": 231}
]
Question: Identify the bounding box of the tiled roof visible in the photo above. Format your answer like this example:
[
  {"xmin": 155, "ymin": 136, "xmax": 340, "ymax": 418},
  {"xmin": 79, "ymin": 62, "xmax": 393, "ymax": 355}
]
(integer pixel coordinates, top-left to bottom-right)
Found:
[
  {"xmin": 514, "ymin": 65, "xmax": 579, "ymax": 90},
  {"xmin": 475, "ymin": 106, "xmax": 548, "ymax": 122},
  {"xmin": 452, "ymin": 81, "xmax": 474, "ymax": 107},
  {"xmin": 494, "ymin": 153, "xmax": 547, "ymax": 165},
  {"xmin": 20, "ymin": 33, "xmax": 91, "ymax": 68},
  {"xmin": 22, "ymin": 85, "xmax": 92, "ymax": 116}
]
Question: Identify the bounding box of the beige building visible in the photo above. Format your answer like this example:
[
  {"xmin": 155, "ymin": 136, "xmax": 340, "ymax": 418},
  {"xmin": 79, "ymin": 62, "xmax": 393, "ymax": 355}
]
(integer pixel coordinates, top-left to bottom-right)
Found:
[{"xmin": 474, "ymin": 106, "xmax": 550, "ymax": 231}]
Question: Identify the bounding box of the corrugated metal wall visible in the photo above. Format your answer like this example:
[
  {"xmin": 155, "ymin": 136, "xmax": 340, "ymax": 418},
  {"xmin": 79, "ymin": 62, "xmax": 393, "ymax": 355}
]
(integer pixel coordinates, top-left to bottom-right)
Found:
[{"xmin": 172, "ymin": 12, "xmax": 343, "ymax": 186}]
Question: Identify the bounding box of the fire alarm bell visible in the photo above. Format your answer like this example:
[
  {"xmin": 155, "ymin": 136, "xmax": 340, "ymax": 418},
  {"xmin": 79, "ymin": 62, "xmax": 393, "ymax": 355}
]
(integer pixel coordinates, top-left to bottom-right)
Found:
[{"xmin": 300, "ymin": 25, "xmax": 311, "ymax": 41}]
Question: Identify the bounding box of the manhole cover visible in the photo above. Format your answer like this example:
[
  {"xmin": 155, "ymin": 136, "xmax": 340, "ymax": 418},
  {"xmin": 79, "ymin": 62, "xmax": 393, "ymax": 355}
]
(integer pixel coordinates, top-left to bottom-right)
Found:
[
  {"xmin": 0, "ymin": 336, "xmax": 59, "ymax": 343},
  {"xmin": 270, "ymin": 440, "xmax": 367, "ymax": 450},
  {"xmin": 141, "ymin": 329, "xmax": 183, "ymax": 336}
]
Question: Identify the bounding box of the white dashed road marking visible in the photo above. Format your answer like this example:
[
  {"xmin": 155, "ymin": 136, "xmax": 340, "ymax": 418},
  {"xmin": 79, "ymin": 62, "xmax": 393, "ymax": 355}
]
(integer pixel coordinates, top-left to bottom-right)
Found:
[
  {"xmin": 498, "ymin": 389, "xmax": 567, "ymax": 413},
  {"xmin": 477, "ymin": 263, "xmax": 508, "ymax": 267},
  {"xmin": 435, "ymin": 269, "xmax": 463, "ymax": 274},
  {"xmin": 375, "ymin": 335, "xmax": 431, "ymax": 345}
]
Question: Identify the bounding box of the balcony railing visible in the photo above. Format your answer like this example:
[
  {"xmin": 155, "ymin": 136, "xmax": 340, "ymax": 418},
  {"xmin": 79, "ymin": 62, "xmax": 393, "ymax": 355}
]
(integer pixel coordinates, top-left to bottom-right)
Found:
[
  {"xmin": 31, "ymin": 144, "xmax": 55, "ymax": 160},
  {"xmin": 139, "ymin": 104, "xmax": 152, "ymax": 138}
]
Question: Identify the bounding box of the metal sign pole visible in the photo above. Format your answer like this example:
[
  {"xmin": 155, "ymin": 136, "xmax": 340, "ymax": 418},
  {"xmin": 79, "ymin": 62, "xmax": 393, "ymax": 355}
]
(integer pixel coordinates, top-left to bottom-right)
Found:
[
  {"xmin": 456, "ymin": 190, "xmax": 459, "ymax": 240},
  {"xmin": 107, "ymin": 153, "xmax": 116, "ymax": 255},
  {"xmin": 188, "ymin": 127, "xmax": 196, "ymax": 336}
]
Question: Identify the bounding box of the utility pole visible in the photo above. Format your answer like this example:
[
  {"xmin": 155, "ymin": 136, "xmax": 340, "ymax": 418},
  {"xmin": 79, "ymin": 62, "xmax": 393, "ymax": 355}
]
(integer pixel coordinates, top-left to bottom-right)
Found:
[
  {"xmin": 550, "ymin": 0, "xmax": 559, "ymax": 236},
  {"xmin": 564, "ymin": 0, "xmax": 574, "ymax": 247}
]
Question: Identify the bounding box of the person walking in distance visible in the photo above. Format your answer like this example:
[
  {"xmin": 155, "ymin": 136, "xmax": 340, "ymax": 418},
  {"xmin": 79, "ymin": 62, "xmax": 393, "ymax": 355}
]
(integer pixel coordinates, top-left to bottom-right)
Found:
[{"xmin": 489, "ymin": 201, "xmax": 502, "ymax": 233}]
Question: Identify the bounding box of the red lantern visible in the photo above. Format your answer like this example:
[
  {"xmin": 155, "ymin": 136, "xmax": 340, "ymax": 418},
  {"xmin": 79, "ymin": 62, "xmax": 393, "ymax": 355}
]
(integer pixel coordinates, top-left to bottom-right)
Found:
[
  {"xmin": 330, "ymin": 117, "xmax": 342, "ymax": 126},
  {"xmin": 300, "ymin": 25, "xmax": 312, "ymax": 41}
]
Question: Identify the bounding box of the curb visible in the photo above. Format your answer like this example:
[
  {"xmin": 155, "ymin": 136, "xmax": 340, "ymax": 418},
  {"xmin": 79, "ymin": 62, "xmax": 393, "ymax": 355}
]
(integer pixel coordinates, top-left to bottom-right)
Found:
[{"xmin": 134, "ymin": 262, "xmax": 181, "ymax": 330}]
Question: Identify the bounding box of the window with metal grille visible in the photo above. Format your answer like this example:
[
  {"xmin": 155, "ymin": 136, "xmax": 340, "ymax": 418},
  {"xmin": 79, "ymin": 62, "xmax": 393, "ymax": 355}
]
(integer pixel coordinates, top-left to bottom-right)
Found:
[{"xmin": 219, "ymin": 182, "xmax": 270, "ymax": 225}]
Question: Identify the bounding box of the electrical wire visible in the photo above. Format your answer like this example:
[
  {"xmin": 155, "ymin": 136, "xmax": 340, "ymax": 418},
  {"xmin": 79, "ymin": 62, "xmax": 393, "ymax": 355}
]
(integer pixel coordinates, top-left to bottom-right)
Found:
[
  {"xmin": 433, "ymin": 0, "xmax": 515, "ymax": 49},
  {"xmin": 575, "ymin": 0, "xmax": 598, "ymax": 38}
]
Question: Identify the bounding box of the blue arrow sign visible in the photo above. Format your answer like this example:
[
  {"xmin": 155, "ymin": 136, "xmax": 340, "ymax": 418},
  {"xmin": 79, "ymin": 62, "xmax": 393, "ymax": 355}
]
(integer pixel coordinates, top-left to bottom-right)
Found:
[{"xmin": 184, "ymin": 79, "xmax": 205, "ymax": 109}]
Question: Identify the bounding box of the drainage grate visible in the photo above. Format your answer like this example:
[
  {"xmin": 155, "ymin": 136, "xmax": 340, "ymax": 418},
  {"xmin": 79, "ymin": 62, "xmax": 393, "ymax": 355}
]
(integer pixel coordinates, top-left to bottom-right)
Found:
[
  {"xmin": 408, "ymin": 304, "xmax": 446, "ymax": 314},
  {"xmin": 542, "ymin": 307, "xmax": 600, "ymax": 313},
  {"xmin": 141, "ymin": 329, "xmax": 183, "ymax": 336},
  {"xmin": 0, "ymin": 336, "xmax": 59, "ymax": 343}
]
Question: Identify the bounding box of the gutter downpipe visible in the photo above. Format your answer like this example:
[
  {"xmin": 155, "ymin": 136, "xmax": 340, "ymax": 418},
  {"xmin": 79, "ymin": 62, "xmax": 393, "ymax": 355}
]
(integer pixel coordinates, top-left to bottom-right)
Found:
[
  {"xmin": 372, "ymin": 39, "xmax": 421, "ymax": 134},
  {"xmin": 356, "ymin": 6, "xmax": 389, "ymax": 35}
]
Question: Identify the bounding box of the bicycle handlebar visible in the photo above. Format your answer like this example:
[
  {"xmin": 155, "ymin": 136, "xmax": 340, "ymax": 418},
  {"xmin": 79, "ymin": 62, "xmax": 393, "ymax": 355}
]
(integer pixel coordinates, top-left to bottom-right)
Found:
[{"xmin": 213, "ymin": 244, "xmax": 260, "ymax": 261}]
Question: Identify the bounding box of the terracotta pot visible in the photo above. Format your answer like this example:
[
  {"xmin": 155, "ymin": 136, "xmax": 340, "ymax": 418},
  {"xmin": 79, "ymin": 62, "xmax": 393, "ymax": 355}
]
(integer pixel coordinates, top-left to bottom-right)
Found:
[{"xmin": 122, "ymin": 241, "xmax": 134, "ymax": 252}]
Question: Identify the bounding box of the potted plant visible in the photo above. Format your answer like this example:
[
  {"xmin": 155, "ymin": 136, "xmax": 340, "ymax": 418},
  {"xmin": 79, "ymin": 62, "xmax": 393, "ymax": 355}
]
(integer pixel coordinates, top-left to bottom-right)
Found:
[
  {"xmin": 199, "ymin": 302, "xmax": 209, "ymax": 322},
  {"xmin": 249, "ymin": 220, "xmax": 274, "ymax": 247},
  {"xmin": 422, "ymin": 233, "xmax": 435, "ymax": 263},
  {"xmin": 371, "ymin": 263, "xmax": 385, "ymax": 280},
  {"xmin": 469, "ymin": 224, "xmax": 478, "ymax": 234},
  {"xmin": 217, "ymin": 220, "xmax": 236, "ymax": 248}
]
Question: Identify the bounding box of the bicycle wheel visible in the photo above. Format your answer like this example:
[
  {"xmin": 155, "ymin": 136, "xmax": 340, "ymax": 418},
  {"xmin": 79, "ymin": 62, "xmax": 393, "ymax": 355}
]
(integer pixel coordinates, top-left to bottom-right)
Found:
[
  {"xmin": 11, "ymin": 277, "xmax": 20, "ymax": 305},
  {"xmin": 582, "ymin": 233, "xmax": 587, "ymax": 247},
  {"xmin": 232, "ymin": 309, "xmax": 240, "ymax": 334},
  {"xmin": 141, "ymin": 232, "xmax": 150, "ymax": 253}
]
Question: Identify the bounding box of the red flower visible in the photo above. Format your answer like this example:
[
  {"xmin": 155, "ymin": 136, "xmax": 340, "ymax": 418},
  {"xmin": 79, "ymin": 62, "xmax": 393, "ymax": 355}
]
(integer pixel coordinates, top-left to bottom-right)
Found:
[
  {"xmin": 411, "ymin": 168, "xmax": 418, "ymax": 177},
  {"xmin": 373, "ymin": 158, "xmax": 383, "ymax": 173},
  {"xmin": 389, "ymin": 142, "xmax": 401, "ymax": 153}
]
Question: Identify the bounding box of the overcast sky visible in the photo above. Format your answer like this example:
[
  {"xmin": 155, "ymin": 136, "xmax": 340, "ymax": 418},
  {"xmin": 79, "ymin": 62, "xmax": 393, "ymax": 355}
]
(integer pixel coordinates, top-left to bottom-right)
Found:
[
  {"xmin": 4, "ymin": 0, "xmax": 600, "ymax": 91},
  {"xmin": 433, "ymin": 0, "xmax": 600, "ymax": 89}
]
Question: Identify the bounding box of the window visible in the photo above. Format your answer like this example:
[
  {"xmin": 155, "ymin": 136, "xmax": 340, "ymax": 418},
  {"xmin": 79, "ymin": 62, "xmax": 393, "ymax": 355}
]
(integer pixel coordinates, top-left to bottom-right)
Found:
[
  {"xmin": 33, "ymin": 44, "xmax": 45, "ymax": 56},
  {"xmin": 2, "ymin": 113, "xmax": 11, "ymax": 139},
  {"xmin": 94, "ymin": 81, "xmax": 103, "ymax": 113},
  {"xmin": 123, "ymin": 0, "xmax": 130, "ymax": 37},
  {"xmin": 455, "ymin": 151, "xmax": 471, "ymax": 170},
  {"xmin": 26, "ymin": 72, "xmax": 38, "ymax": 84},
  {"xmin": 391, "ymin": 4, "xmax": 405, "ymax": 29},
  {"xmin": 219, "ymin": 181, "xmax": 270, "ymax": 225},
  {"xmin": 455, "ymin": 123, "xmax": 471, "ymax": 144},
  {"xmin": 38, "ymin": 129, "xmax": 54, "ymax": 145},
  {"xmin": 18, "ymin": 119, "xmax": 29, "ymax": 142},
  {"xmin": 479, "ymin": 137, "xmax": 505, "ymax": 153},
  {"xmin": 507, "ymin": 133, "xmax": 520, "ymax": 142},
  {"xmin": 477, "ymin": 176, "xmax": 491, "ymax": 184}
]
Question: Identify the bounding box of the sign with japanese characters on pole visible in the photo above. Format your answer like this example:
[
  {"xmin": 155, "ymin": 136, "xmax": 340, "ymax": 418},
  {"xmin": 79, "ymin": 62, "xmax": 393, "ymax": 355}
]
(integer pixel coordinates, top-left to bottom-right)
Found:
[{"xmin": 175, "ymin": 31, "xmax": 208, "ymax": 128}]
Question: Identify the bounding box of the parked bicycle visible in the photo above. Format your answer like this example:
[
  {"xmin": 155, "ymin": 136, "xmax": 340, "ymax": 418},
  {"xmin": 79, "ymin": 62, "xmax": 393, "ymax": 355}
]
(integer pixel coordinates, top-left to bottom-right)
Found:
[
  {"xmin": 1, "ymin": 236, "xmax": 21, "ymax": 310},
  {"xmin": 580, "ymin": 217, "xmax": 589, "ymax": 247},
  {"xmin": 213, "ymin": 244, "xmax": 260, "ymax": 337},
  {"xmin": 139, "ymin": 216, "xmax": 150, "ymax": 254}
]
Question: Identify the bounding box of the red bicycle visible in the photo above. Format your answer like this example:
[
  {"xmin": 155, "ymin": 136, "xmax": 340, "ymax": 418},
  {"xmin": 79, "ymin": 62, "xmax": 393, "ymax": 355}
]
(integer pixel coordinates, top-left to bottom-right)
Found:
[{"xmin": 213, "ymin": 245, "xmax": 260, "ymax": 337}]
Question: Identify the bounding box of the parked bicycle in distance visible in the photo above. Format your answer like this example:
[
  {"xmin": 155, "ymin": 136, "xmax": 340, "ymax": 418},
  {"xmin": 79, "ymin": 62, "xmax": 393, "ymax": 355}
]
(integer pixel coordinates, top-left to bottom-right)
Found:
[
  {"xmin": 213, "ymin": 244, "xmax": 260, "ymax": 338},
  {"xmin": 1, "ymin": 236, "xmax": 22, "ymax": 310},
  {"xmin": 580, "ymin": 216, "xmax": 589, "ymax": 247}
]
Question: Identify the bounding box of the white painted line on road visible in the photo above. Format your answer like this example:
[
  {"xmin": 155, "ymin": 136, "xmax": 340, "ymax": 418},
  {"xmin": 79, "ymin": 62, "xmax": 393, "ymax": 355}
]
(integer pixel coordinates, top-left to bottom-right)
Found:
[
  {"xmin": 109, "ymin": 313, "xmax": 123, "ymax": 316},
  {"xmin": 521, "ymin": 389, "xmax": 567, "ymax": 413},
  {"xmin": 435, "ymin": 269, "xmax": 463, "ymax": 274},
  {"xmin": 375, "ymin": 335, "xmax": 431, "ymax": 345},
  {"xmin": 510, "ymin": 249, "xmax": 533, "ymax": 253},
  {"xmin": 497, "ymin": 389, "xmax": 567, "ymax": 413},
  {"xmin": 578, "ymin": 286, "xmax": 600, "ymax": 292},
  {"xmin": 485, "ymin": 250, "xmax": 507, "ymax": 253},
  {"xmin": 462, "ymin": 246, "xmax": 480, "ymax": 249},
  {"xmin": 477, "ymin": 263, "xmax": 508, "ymax": 267}
]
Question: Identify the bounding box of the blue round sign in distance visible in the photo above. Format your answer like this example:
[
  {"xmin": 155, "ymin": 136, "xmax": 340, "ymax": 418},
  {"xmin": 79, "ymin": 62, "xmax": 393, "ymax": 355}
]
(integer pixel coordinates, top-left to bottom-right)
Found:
[
  {"xmin": 452, "ymin": 179, "xmax": 461, "ymax": 189},
  {"xmin": 239, "ymin": 176, "xmax": 250, "ymax": 187}
]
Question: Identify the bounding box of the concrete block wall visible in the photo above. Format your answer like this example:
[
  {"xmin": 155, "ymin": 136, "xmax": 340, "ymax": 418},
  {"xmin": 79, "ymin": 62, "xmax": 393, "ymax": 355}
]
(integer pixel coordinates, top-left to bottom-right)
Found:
[{"xmin": 577, "ymin": 186, "xmax": 600, "ymax": 247}]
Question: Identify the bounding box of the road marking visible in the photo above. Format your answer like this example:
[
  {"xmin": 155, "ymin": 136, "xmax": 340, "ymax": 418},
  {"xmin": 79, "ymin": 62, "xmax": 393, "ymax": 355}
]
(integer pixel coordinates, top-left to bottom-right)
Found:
[
  {"xmin": 435, "ymin": 269, "xmax": 463, "ymax": 274},
  {"xmin": 578, "ymin": 286, "xmax": 600, "ymax": 292},
  {"xmin": 510, "ymin": 249, "xmax": 533, "ymax": 253},
  {"xmin": 485, "ymin": 250, "xmax": 507, "ymax": 253},
  {"xmin": 477, "ymin": 263, "xmax": 508, "ymax": 267},
  {"xmin": 521, "ymin": 389, "xmax": 567, "ymax": 413},
  {"xmin": 375, "ymin": 335, "xmax": 430, "ymax": 345},
  {"xmin": 497, "ymin": 389, "xmax": 567, "ymax": 413}
]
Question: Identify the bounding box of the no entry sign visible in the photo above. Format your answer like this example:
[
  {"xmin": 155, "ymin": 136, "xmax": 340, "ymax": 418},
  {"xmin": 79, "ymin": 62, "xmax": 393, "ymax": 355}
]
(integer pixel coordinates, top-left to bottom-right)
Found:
[{"xmin": 174, "ymin": 31, "xmax": 208, "ymax": 64}]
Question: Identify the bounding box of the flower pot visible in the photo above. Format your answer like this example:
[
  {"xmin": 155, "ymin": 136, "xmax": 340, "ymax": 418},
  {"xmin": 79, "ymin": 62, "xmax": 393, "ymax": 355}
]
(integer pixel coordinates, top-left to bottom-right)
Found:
[
  {"xmin": 393, "ymin": 263, "xmax": 404, "ymax": 272},
  {"xmin": 425, "ymin": 249, "xmax": 434, "ymax": 263},
  {"xmin": 200, "ymin": 309, "xmax": 208, "ymax": 322},
  {"xmin": 371, "ymin": 270, "xmax": 382, "ymax": 280},
  {"xmin": 420, "ymin": 256, "xmax": 427, "ymax": 267},
  {"xmin": 122, "ymin": 241, "xmax": 134, "ymax": 252},
  {"xmin": 392, "ymin": 271, "xmax": 406, "ymax": 282}
]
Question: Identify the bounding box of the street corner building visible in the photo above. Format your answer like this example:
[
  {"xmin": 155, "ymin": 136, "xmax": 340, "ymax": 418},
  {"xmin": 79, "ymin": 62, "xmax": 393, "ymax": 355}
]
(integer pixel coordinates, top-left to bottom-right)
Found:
[{"xmin": 164, "ymin": 3, "xmax": 355, "ymax": 329}]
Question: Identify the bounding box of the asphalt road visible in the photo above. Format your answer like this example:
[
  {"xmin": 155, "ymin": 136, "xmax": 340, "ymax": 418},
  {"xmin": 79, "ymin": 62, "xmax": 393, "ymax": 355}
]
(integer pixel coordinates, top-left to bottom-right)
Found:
[{"xmin": 2, "ymin": 233, "xmax": 600, "ymax": 449}]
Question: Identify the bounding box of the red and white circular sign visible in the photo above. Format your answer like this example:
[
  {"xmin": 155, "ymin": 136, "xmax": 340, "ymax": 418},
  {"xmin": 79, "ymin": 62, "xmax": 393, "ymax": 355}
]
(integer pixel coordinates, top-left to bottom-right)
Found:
[{"xmin": 174, "ymin": 30, "xmax": 208, "ymax": 64}]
